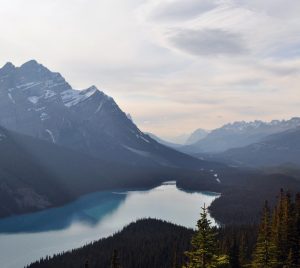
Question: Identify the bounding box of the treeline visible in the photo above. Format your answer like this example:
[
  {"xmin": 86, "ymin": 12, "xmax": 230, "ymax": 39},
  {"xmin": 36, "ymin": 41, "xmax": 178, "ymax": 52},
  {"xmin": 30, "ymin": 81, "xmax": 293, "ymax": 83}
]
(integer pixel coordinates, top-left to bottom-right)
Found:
[
  {"xmin": 178, "ymin": 166, "xmax": 300, "ymax": 225},
  {"xmin": 27, "ymin": 219, "xmax": 194, "ymax": 268},
  {"xmin": 252, "ymin": 190, "xmax": 300, "ymax": 267},
  {"xmin": 27, "ymin": 220, "xmax": 257, "ymax": 268},
  {"xmin": 184, "ymin": 190, "xmax": 300, "ymax": 267}
]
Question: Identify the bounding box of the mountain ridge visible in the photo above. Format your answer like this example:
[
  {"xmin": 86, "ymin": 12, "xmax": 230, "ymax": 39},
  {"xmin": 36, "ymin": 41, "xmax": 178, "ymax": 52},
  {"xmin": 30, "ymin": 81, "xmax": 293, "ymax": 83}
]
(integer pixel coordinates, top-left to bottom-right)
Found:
[
  {"xmin": 181, "ymin": 117, "xmax": 300, "ymax": 154},
  {"xmin": 210, "ymin": 126, "xmax": 300, "ymax": 167},
  {"xmin": 0, "ymin": 60, "xmax": 207, "ymax": 170}
]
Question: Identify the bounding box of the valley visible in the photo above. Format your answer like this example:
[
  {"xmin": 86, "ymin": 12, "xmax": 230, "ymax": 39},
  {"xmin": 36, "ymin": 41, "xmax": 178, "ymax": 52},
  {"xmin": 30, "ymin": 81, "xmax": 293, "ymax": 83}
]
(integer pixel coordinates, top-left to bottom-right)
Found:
[
  {"xmin": 0, "ymin": 60, "xmax": 299, "ymax": 267},
  {"xmin": 2, "ymin": 2, "xmax": 300, "ymax": 267}
]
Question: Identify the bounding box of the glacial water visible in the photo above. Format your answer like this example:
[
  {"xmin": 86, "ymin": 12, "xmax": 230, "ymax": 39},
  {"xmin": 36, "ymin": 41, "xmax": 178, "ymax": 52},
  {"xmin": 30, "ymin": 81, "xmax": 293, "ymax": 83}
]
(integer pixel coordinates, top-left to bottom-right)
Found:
[{"xmin": 0, "ymin": 181, "xmax": 219, "ymax": 268}]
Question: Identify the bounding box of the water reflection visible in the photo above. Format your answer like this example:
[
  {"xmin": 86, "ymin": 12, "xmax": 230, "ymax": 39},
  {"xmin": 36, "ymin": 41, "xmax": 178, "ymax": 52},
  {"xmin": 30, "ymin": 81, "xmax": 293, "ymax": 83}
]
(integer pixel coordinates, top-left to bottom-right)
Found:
[{"xmin": 0, "ymin": 191, "xmax": 127, "ymax": 233}]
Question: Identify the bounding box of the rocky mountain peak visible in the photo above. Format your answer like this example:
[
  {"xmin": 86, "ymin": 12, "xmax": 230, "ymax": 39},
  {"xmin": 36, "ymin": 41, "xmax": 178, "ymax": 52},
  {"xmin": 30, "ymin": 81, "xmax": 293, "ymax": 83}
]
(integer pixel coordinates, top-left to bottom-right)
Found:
[{"xmin": 0, "ymin": 62, "xmax": 16, "ymax": 75}]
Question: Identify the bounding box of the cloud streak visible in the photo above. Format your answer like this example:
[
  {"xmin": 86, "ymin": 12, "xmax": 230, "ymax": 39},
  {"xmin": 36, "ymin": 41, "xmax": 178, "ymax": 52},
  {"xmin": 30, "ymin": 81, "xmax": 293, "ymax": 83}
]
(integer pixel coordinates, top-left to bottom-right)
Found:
[
  {"xmin": 146, "ymin": 0, "xmax": 217, "ymax": 21},
  {"xmin": 168, "ymin": 28, "xmax": 247, "ymax": 56},
  {"xmin": 0, "ymin": 0, "xmax": 300, "ymax": 138}
]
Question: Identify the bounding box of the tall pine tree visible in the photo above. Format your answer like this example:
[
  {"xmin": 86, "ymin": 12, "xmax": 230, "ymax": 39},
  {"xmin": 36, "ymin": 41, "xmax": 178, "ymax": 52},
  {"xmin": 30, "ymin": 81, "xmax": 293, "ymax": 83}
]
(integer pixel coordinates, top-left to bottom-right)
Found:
[
  {"xmin": 229, "ymin": 238, "xmax": 240, "ymax": 268},
  {"xmin": 293, "ymin": 193, "xmax": 300, "ymax": 266},
  {"xmin": 183, "ymin": 204, "xmax": 229, "ymax": 268},
  {"xmin": 110, "ymin": 249, "xmax": 121, "ymax": 268},
  {"xmin": 252, "ymin": 201, "xmax": 277, "ymax": 268}
]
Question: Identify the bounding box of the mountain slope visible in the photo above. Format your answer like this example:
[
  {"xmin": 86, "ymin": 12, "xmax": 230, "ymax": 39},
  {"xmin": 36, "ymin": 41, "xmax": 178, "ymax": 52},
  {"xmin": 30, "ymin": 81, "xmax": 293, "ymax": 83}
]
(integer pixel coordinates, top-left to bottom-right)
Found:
[
  {"xmin": 146, "ymin": 132, "xmax": 182, "ymax": 149},
  {"xmin": 0, "ymin": 60, "xmax": 204, "ymax": 170},
  {"xmin": 185, "ymin": 128, "xmax": 209, "ymax": 145},
  {"xmin": 0, "ymin": 125, "xmax": 227, "ymax": 218},
  {"xmin": 1, "ymin": 126, "xmax": 212, "ymax": 218},
  {"xmin": 182, "ymin": 118, "xmax": 300, "ymax": 154},
  {"xmin": 213, "ymin": 127, "xmax": 300, "ymax": 167}
]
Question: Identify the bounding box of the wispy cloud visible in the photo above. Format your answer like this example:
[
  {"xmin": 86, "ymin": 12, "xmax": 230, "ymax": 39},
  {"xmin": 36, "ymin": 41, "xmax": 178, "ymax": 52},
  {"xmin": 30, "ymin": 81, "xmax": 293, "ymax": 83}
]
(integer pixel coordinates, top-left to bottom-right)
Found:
[
  {"xmin": 168, "ymin": 28, "xmax": 247, "ymax": 56},
  {"xmin": 0, "ymin": 0, "xmax": 300, "ymax": 138},
  {"xmin": 145, "ymin": 0, "xmax": 217, "ymax": 22}
]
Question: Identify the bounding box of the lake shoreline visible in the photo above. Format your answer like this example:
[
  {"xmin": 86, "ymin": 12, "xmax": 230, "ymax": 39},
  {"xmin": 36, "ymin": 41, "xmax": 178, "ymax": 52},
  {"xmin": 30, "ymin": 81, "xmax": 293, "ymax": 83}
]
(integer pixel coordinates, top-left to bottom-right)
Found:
[
  {"xmin": 0, "ymin": 179, "xmax": 220, "ymax": 222},
  {"xmin": 0, "ymin": 182, "xmax": 219, "ymax": 268}
]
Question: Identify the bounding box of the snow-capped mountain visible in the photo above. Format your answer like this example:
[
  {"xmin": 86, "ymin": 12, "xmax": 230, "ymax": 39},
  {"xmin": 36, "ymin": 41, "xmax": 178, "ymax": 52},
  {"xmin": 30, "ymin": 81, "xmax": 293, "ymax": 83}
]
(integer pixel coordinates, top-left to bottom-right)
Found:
[
  {"xmin": 213, "ymin": 126, "xmax": 300, "ymax": 167},
  {"xmin": 182, "ymin": 118, "xmax": 300, "ymax": 153},
  {"xmin": 0, "ymin": 60, "xmax": 203, "ymax": 169}
]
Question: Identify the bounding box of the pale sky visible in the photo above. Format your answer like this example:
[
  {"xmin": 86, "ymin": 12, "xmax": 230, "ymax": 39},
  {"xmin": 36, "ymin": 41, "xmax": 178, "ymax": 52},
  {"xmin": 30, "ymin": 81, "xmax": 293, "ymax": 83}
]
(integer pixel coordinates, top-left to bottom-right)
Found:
[{"xmin": 1, "ymin": 0, "xmax": 300, "ymax": 141}]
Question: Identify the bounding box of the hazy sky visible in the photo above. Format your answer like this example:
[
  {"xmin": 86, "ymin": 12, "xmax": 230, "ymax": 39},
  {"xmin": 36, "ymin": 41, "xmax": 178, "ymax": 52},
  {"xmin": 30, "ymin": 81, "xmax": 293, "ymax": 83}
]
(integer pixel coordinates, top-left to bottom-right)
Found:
[{"xmin": 1, "ymin": 0, "xmax": 300, "ymax": 140}]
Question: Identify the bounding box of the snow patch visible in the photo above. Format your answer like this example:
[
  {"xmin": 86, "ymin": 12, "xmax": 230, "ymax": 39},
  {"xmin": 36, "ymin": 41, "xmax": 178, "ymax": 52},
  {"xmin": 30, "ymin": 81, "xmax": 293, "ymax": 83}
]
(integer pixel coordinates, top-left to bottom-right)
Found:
[
  {"xmin": 8, "ymin": 93, "xmax": 15, "ymax": 104},
  {"xmin": 123, "ymin": 145, "xmax": 150, "ymax": 157},
  {"xmin": 141, "ymin": 136, "xmax": 150, "ymax": 143},
  {"xmin": 40, "ymin": 113, "xmax": 49, "ymax": 121},
  {"xmin": 61, "ymin": 87, "xmax": 97, "ymax": 107},
  {"xmin": 28, "ymin": 96, "xmax": 39, "ymax": 104},
  {"xmin": 44, "ymin": 90, "xmax": 56, "ymax": 99},
  {"xmin": 45, "ymin": 129, "xmax": 55, "ymax": 143},
  {"xmin": 34, "ymin": 107, "xmax": 45, "ymax": 112},
  {"xmin": 95, "ymin": 100, "xmax": 105, "ymax": 113},
  {"xmin": 17, "ymin": 82, "xmax": 42, "ymax": 91},
  {"xmin": 49, "ymin": 82, "xmax": 66, "ymax": 88}
]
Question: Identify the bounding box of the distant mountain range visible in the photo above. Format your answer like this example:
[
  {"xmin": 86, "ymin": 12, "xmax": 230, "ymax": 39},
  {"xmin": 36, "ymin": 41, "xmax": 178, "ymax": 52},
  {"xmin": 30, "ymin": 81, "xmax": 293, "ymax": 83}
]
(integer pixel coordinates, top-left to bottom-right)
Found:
[
  {"xmin": 146, "ymin": 133, "xmax": 182, "ymax": 149},
  {"xmin": 182, "ymin": 118, "xmax": 300, "ymax": 154},
  {"xmin": 147, "ymin": 128, "xmax": 209, "ymax": 149},
  {"xmin": 210, "ymin": 127, "xmax": 300, "ymax": 167}
]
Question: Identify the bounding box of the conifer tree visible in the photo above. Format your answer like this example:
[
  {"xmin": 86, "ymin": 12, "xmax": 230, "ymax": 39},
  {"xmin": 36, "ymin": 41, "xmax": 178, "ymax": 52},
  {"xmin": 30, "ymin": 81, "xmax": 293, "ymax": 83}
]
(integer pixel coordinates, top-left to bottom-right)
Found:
[
  {"xmin": 183, "ymin": 204, "xmax": 229, "ymax": 268},
  {"xmin": 111, "ymin": 249, "xmax": 121, "ymax": 268},
  {"xmin": 282, "ymin": 192, "xmax": 297, "ymax": 267},
  {"xmin": 239, "ymin": 233, "xmax": 248, "ymax": 265},
  {"xmin": 252, "ymin": 201, "xmax": 276, "ymax": 268},
  {"xmin": 293, "ymin": 193, "xmax": 300, "ymax": 266},
  {"xmin": 270, "ymin": 189, "xmax": 285, "ymax": 267},
  {"xmin": 173, "ymin": 241, "xmax": 178, "ymax": 268},
  {"xmin": 229, "ymin": 238, "xmax": 240, "ymax": 268}
]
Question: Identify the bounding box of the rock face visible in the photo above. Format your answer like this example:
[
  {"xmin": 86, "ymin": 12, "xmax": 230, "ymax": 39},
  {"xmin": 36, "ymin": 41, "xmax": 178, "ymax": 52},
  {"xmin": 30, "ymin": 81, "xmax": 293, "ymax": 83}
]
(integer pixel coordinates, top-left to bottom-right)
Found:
[{"xmin": 0, "ymin": 60, "xmax": 203, "ymax": 169}]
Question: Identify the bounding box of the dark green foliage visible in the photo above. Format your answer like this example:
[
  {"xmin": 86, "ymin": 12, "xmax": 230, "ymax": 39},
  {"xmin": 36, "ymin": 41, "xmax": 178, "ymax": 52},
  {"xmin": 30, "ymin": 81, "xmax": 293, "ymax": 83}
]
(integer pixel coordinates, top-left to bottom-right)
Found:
[
  {"xmin": 111, "ymin": 249, "xmax": 121, "ymax": 268},
  {"xmin": 218, "ymin": 225, "xmax": 257, "ymax": 266},
  {"xmin": 178, "ymin": 167, "xmax": 300, "ymax": 225},
  {"xmin": 252, "ymin": 190, "xmax": 300, "ymax": 267},
  {"xmin": 252, "ymin": 201, "xmax": 276, "ymax": 267},
  {"xmin": 27, "ymin": 218, "xmax": 258, "ymax": 268},
  {"xmin": 229, "ymin": 239, "xmax": 240, "ymax": 268},
  {"xmin": 183, "ymin": 205, "xmax": 229, "ymax": 268},
  {"xmin": 27, "ymin": 219, "xmax": 194, "ymax": 268}
]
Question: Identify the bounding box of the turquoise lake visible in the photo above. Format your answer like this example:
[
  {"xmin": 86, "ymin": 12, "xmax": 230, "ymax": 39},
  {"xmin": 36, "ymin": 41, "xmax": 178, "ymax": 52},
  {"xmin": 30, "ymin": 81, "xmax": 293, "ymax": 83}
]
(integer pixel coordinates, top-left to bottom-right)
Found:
[{"xmin": 0, "ymin": 181, "xmax": 219, "ymax": 268}]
